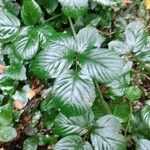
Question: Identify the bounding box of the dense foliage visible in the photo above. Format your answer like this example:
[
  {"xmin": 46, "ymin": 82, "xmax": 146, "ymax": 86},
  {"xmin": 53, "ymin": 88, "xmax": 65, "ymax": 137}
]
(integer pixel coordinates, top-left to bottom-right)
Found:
[{"xmin": 0, "ymin": 0, "xmax": 150, "ymax": 149}]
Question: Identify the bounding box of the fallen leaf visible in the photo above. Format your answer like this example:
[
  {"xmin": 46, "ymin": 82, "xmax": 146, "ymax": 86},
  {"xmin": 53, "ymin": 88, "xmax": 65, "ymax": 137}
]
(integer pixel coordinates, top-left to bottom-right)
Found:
[
  {"xmin": 14, "ymin": 100, "xmax": 24, "ymax": 110},
  {"xmin": 0, "ymin": 64, "xmax": 5, "ymax": 74},
  {"xmin": 28, "ymin": 89, "xmax": 36, "ymax": 100},
  {"xmin": 146, "ymin": 0, "xmax": 150, "ymax": 9}
]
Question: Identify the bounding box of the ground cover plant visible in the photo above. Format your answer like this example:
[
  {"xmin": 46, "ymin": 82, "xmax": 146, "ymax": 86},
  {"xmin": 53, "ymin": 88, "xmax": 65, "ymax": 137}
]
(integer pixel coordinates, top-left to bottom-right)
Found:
[{"xmin": 0, "ymin": 0, "xmax": 150, "ymax": 149}]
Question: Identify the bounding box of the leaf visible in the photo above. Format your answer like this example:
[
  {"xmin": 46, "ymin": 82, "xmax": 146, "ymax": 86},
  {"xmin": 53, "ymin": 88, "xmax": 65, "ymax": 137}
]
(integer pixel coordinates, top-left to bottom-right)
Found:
[
  {"xmin": 91, "ymin": 115, "xmax": 126, "ymax": 150},
  {"xmin": 0, "ymin": 104, "xmax": 12, "ymax": 127},
  {"xmin": 23, "ymin": 136, "xmax": 39, "ymax": 150},
  {"xmin": 146, "ymin": 0, "xmax": 150, "ymax": 9},
  {"xmin": 53, "ymin": 111, "xmax": 94, "ymax": 136},
  {"xmin": 31, "ymin": 34, "xmax": 75, "ymax": 79},
  {"xmin": 0, "ymin": 126, "xmax": 17, "ymax": 142},
  {"xmin": 125, "ymin": 20, "xmax": 147, "ymax": 53},
  {"xmin": 0, "ymin": 8, "xmax": 20, "ymax": 43},
  {"xmin": 58, "ymin": 0, "xmax": 88, "ymax": 18},
  {"xmin": 21, "ymin": 0, "xmax": 43, "ymax": 25},
  {"xmin": 93, "ymin": 0, "xmax": 120, "ymax": 6},
  {"xmin": 52, "ymin": 70, "xmax": 95, "ymax": 116},
  {"xmin": 13, "ymin": 31, "xmax": 39, "ymax": 60},
  {"xmin": 76, "ymin": 27, "xmax": 105, "ymax": 52},
  {"xmin": 79, "ymin": 48, "xmax": 123, "ymax": 83},
  {"xmin": 54, "ymin": 135, "xmax": 93, "ymax": 150},
  {"xmin": 136, "ymin": 139, "xmax": 150, "ymax": 150},
  {"xmin": 137, "ymin": 51, "xmax": 150, "ymax": 64},
  {"xmin": 108, "ymin": 40, "xmax": 129, "ymax": 55},
  {"xmin": 5, "ymin": 63, "xmax": 26, "ymax": 81},
  {"xmin": 38, "ymin": 0, "xmax": 58, "ymax": 14},
  {"xmin": 141, "ymin": 105, "xmax": 150, "ymax": 128}
]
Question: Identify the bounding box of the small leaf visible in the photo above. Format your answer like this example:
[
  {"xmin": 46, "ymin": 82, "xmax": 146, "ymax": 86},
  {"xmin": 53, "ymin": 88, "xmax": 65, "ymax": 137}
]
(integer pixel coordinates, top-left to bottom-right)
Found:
[
  {"xmin": 0, "ymin": 8, "xmax": 20, "ymax": 43},
  {"xmin": 23, "ymin": 136, "xmax": 39, "ymax": 150},
  {"xmin": 53, "ymin": 111, "xmax": 94, "ymax": 136},
  {"xmin": 91, "ymin": 115, "xmax": 126, "ymax": 150},
  {"xmin": 79, "ymin": 48, "xmax": 123, "ymax": 83},
  {"xmin": 136, "ymin": 139, "xmax": 150, "ymax": 150},
  {"xmin": 76, "ymin": 27, "xmax": 105, "ymax": 52},
  {"xmin": 141, "ymin": 105, "xmax": 150, "ymax": 128},
  {"xmin": 31, "ymin": 34, "xmax": 75, "ymax": 79},
  {"xmin": 21, "ymin": 0, "xmax": 43, "ymax": 25},
  {"xmin": 125, "ymin": 20, "xmax": 147, "ymax": 52},
  {"xmin": 52, "ymin": 70, "xmax": 95, "ymax": 116},
  {"xmin": 13, "ymin": 31, "xmax": 39, "ymax": 60},
  {"xmin": 146, "ymin": 0, "xmax": 150, "ymax": 9},
  {"xmin": 0, "ymin": 126, "xmax": 17, "ymax": 142},
  {"xmin": 58, "ymin": 0, "xmax": 88, "ymax": 18},
  {"xmin": 54, "ymin": 135, "xmax": 93, "ymax": 150}
]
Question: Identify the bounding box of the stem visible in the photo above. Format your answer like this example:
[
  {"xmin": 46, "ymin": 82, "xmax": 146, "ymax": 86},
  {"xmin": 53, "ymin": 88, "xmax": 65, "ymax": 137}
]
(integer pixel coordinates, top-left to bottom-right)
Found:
[
  {"xmin": 44, "ymin": 13, "xmax": 62, "ymax": 23},
  {"xmin": 68, "ymin": 17, "xmax": 77, "ymax": 37},
  {"xmin": 94, "ymin": 80, "xmax": 112, "ymax": 114},
  {"xmin": 125, "ymin": 102, "xmax": 132, "ymax": 136}
]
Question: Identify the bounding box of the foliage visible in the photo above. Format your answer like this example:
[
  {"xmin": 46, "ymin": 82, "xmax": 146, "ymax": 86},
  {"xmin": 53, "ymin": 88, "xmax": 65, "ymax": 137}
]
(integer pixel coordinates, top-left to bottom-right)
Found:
[{"xmin": 0, "ymin": 0, "xmax": 150, "ymax": 149}]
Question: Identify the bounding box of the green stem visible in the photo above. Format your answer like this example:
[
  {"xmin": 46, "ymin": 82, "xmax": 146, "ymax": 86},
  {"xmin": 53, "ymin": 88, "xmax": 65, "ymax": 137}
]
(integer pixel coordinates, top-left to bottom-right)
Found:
[
  {"xmin": 94, "ymin": 80, "xmax": 112, "ymax": 114},
  {"xmin": 125, "ymin": 102, "xmax": 132, "ymax": 136},
  {"xmin": 44, "ymin": 13, "xmax": 62, "ymax": 23},
  {"xmin": 68, "ymin": 17, "xmax": 77, "ymax": 37}
]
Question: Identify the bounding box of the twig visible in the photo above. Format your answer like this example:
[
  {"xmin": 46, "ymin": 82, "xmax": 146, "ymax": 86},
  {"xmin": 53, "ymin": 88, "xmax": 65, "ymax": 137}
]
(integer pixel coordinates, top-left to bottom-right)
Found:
[
  {"xmin": 44, "ymin": 13, "xmax": 62, "ymax": 23},
  {"xmin": 68, "ymin": 17, "xmax": 77, "ymax": 37},
  {"xmin": 94, "ymin": 80, "xmax": 112, "ymax": 114}
]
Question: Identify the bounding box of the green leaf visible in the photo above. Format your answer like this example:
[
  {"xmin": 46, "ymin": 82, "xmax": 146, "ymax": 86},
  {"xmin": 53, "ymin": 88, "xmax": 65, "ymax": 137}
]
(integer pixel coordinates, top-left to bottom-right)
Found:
[
  {"xmin": 0, "ymin": 8, "xmax": 20, "ymax": 43},
  {"xmin": 52, "ymin": 70, "xmax": 95, "ymax": 116},
  {"xmin": 58, "ymin": 0, "xmax": 88, "ymax": 18},
  {"xmin": 5, "ymin": 63, "xmax": 26, "ymax": 81},
  {"xmin": 21, "ymin": 0, "xmax": 43, "ymax": 25},
  {"xmin": 136, "ymin": 139, "xmax": 150, "ymax": 150},
  {"xmin": 0, "ymin": 126, "xmax": 17, "ymax": 142},
  {"xmin": 31, "ymin": 34, "xmax": 74, "ymax": 79},
  {"xmin": 141, "ymin": 105, "xmax": 150, "ymax": 128},
  {"xmin": 54, "ymin": 135, "xmax": 93, "ymax": 150},
  {"xmin": 93, "ymin": 0, "xmax": 120, "ymax": 6},
  {"xmin": 0, "ymin": 104, "xmax": 12, "ymax": 127},
  {"xmin": 137, "ymin": 51, "xmax": 150, "ymax": 64},
  {"xmin": 79, "ymin": 48, "xmax": 123, "ymax": 83},
  {"xmin": 125, "ymin": 20, "xmax": 147, "ymax": 53},
  {"xmin": 13, "ymin": 31, "xmax": 39, "ymax": 60},
  {"xmin": 109, "ymin": 40, "xmax": 129, "ymax": 55},
  {"xmin": 23, "ymin": 136, "xmax": 39, "ymax": 150},
  {"xmin": 91, "ymin": 115, "xmax": 126, "ymax": 150},
  {"xmin": 53, "ymin": 111, "xmax": 94, "ymax": 136},
  {"xmin": 76, "ymin": 27, "xmax": 105, "ymax": 52},
  {"xmin": 38, "ymin": 0, "xmax": 58, "ymax": 14}
]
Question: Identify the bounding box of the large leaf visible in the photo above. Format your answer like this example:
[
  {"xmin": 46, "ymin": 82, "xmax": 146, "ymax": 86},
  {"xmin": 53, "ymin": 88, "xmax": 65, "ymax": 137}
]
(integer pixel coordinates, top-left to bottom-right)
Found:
[
  {"xmin": 136, "ymin": 139, "xmax": 150, "ymax": 150},
  {"xmin": 0, "ymin": 8, "xmax": 20, "ymax": 43},
  {"xmin": 79, "ymin": 48, "xmax": 123, "ymax": 83},
  {"xmin": 31, "ymin": 35, "xmax": 75, "ymax": 79},
  {"xmin": 0, "ymin": 126, "xmax": 17, "ymax": 142},
  {"xmin": 54, "ymin": 135, "xmax": 93, "ymax": 150},
  {"xmin": 53, "ymin": 111, "xmax": 94, "ymax": 136},
  {"xmin": 93, "ymin": 0, "xmax": 120, "ymax": 6},
  {"xmin": 76, "ymin": 27, "xmax": 105, "ymax": 52},
  {"xmin": 21, "ymin": 0, "xmax": 43, "ymax": 25},
  {"xmin": 52, "ymin": 70, "xmax": 95, "ymax": 116},
  {"xmin": 13, "ymin": 31, "xmax": 39, "ymax": 60},
  {"xmin": 141, "ymin": 105, "xmax": 150, "ymax": 128},
  {"xmin": 58, "ymin": 0, "xmax": 88, "ymax": 18},
  {"xmin": 125, "ymin": 20, "xmax": 147, "ymax": 53},
  {"xmin": 91, "ymin": 115, "xmax": 126, "ymax": 150}
]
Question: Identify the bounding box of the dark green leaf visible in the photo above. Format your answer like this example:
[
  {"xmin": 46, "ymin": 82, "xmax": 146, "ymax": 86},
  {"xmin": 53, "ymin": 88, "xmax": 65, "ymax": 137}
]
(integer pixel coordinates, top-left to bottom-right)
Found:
[
  {"xmin": 21, "ymin": 0, "xmax": 43, "ymax": 25},
  {"xmin": 54, "ymin": 135, "xmax": 93, "ymax": 150},
  {"xmin": 58, "ymin": 0, "xmax": 88, "ymax": 18}
]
